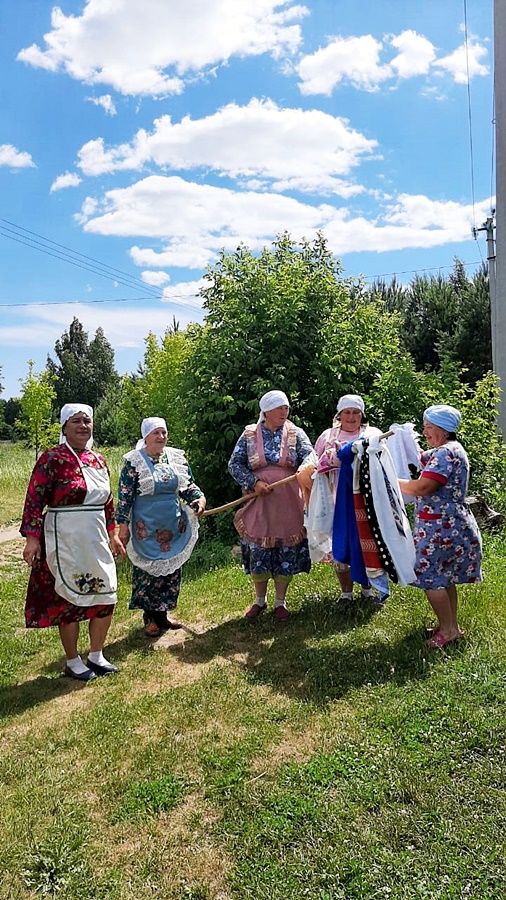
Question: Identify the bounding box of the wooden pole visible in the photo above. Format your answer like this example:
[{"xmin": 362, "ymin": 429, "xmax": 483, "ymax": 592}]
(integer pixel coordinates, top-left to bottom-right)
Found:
[{"xmin": 202, "ymin": 472, "xmax": 299, "ymax": 517}]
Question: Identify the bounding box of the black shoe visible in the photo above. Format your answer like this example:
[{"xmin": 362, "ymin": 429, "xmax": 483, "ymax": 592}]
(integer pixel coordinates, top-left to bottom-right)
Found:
[
  {"xmin": 86, "ymin": 659, "xmax": 119, "ymax": 676},
  {"xmin": 153, "ymin": 611, "xmax": 182, "ymax": 631},
  {"xmin": 64, "ymin": 665, "xmax": 97, "ymax": 682}
]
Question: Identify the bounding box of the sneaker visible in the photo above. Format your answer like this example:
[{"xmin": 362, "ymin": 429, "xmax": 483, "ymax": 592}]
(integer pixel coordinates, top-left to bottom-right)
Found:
[
  {"xmin": 245, "ymin": 602, "xmax": 267, "ymax": 620},
  {"xmin": 274, "ymin": 605, "xmax": 289, "ymax": 622}
]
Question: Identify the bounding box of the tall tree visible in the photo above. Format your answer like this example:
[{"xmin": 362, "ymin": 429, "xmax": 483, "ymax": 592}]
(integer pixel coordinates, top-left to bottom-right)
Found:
[{"xmin": 47, "ymin": 317, "xmax": 119, "ymax": 411}]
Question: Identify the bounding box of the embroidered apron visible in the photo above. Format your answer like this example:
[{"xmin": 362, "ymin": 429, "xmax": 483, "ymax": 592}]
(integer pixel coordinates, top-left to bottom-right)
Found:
[
  {"xmin": 44, "ymin": 451, "xmax": 117, "ymax": 607},
  {"xmin": 125, "ymin": 449, "xmax": 199, "ymax": 576}
]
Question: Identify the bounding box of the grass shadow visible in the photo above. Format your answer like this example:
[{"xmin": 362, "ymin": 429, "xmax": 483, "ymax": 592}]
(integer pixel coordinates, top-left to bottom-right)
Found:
[{"xmin": 168, "ymin": 592, "xmax": 435, "ymax": 705}]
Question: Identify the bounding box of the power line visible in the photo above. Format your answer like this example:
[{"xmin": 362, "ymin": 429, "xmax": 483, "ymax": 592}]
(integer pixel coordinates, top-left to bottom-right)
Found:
[
  {"xmin": 351, "ymin": 259, "xmax": 483, "ymax": 282},
  {"xmin": 0, "ymin": 217, "xmax": 164, "ymax": 300}
]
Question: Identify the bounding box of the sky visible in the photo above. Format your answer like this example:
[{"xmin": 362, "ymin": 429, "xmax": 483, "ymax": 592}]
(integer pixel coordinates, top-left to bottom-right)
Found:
[{"xmin": 0, "ymin": 0, "xmax": 495, "ymax": 399}]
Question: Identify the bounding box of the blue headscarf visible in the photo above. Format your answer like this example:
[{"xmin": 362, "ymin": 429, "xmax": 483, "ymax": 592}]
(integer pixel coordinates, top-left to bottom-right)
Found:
[{"xmin": 423, "ymin": 404, "xmax": 461, "ymax": 433}]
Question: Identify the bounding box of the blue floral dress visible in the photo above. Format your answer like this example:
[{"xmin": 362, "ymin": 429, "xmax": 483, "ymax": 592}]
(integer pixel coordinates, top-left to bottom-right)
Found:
[
  {"xmin": 413, "ymin": 441, "xmax": 482, "ymax": 590},
  {"xmin": 116, "ymin": 450, "xmax": 204, "ymax": 613},
  {"xmin": 228, "ymin": 423, "xmax": 313, "ymax": 578}
]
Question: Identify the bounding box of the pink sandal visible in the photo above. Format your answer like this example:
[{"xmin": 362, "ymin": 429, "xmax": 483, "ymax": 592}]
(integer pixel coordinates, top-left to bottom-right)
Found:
[{"xmin": 427, "ymin": 630, "xmax": 462, "ymax": 650}]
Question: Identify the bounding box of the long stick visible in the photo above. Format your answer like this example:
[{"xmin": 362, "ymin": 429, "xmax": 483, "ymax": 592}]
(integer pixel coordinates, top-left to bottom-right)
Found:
[
  {"xmin": 202, "ymin": 472, "xmax": 299, "ymax": 517},
  {"xmin": 202, "ymin": 431, "xmax": 394, "ymax": 518}
]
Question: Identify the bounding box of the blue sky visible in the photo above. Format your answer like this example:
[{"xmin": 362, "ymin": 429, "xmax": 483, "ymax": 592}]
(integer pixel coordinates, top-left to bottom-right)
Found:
[{"xmin": 0, "ymin": 0, "xmax": 495, "ymax": 399}]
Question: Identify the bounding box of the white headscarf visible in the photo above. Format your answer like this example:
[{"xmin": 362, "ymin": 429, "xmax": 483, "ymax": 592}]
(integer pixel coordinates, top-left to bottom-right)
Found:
[
  {"xmin": 135, "ymin": 416, "xmax": 168, "ymax": 450},
  {"xmin": 336, "ymin": 394, "xmax": 365, "ymax": 415},
  {"xmin": 59, "ymin": 403, "xmax": 94, "ymax": 450},
  {"xmin": 258, "ymin": 390, "xmax": 290, "ymax": 423}
]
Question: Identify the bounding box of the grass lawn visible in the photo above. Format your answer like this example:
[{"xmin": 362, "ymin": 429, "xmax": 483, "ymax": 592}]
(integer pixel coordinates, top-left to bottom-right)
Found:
[{"xmin": 0, "ymin": 521, "xmax": 505, "ymax": 899}]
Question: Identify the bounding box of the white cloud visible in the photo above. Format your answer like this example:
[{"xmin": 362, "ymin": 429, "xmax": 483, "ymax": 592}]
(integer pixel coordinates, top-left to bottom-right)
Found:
[
  {"xmin": 76, "ymin": 98, "xmax": 377, "ymax": 198},
  {"xmin": 434, "ymin": 41, "xmax": 489, "ymax": 84},
  {"xmin": 389, "ymin": 30, "xmax": 436, "ymax": 78},
  {"xmin": 77, "ymin": 173, "xmax": 492, "ymax": 267},
  {"xmin": 162, "ymin": 279, "xmax": 206, "ymax": 308},
  {"xmin": 1, "ymin": 302, "xmax": 201, "ymax": 351},
  {"xmin": 17, "ymin": 0, "xmax": 308, "ymax": 97},
  {"xmin": 297, "ymin": 29, "xmax": 489, "ymax": 95},
  {"xmin": 141, "ymin": 270, "xmax": 170, "ymax": 286},
  {"xmin": 87, "ymin": 94, "xmax": 117, "ymax": 116},
  {"xmin": 50, "ymin": 171, "xmax": 82, "ymax": 192},
  {"xmin": 0, "ymin": 144, "xmax": 35, "ymax": 168},
  {"xmin": 297, "ymin": 34, "xmax": 390, "ymax": 95}
]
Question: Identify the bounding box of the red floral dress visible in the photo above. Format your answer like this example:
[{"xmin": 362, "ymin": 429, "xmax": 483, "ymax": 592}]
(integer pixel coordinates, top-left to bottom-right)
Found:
[{"xmin": 20, "ymin": 443, "xmax": 116, "ymax": 627}]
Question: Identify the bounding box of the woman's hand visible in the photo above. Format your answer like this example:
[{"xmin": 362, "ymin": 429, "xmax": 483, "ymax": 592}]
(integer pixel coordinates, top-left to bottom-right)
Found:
[
  {"xmin": 110, "ymin": 531, "xmax": 127, "ymax": 559},
  {"xmin": 254, "ymin": 480, "xmax": 272, "ymax": 495},
  {"xmin": 23, "ymin": 536, "xmax": 41, "ymax": 568},
  {"xmin": 191, "ymin": 497, "xmax": 207, "ymax": 518}
]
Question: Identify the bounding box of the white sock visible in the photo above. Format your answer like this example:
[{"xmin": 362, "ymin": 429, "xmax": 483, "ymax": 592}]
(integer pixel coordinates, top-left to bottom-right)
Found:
[
  {"xmin": 254, "ymin": 596, "xmax": 267, "ymax": 607},
  {"xmin": 274, "ymin": 597, "xmax": 287, "ymax": 608},
  {"xmin": 361, "ymin": 588, "xmax": 374, "ymax": 597},
  {"xmin": 66, "ymin": 655, "xmax": 90, "ymax": 675},
  {"xmin": 339, "ymin": 591, "xmax": 353, "ymax": 600},
  {"xmin": 88, "ymin": 650, "xmax": 109, "ymax": 667}
]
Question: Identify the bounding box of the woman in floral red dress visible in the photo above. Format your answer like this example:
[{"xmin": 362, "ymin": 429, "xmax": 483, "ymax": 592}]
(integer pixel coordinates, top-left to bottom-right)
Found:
[{"xmin": 20, "ymin": 403, "xmax": 126, "ymax": 681}]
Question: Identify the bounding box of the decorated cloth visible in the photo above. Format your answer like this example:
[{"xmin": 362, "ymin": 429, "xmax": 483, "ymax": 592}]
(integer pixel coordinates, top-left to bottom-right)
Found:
[
  {"xmin": 20, "ymin": 443, "xmax": 116, "ymax": 627},
  {"xmin": 331, "ymin": 442, "xmax": 369, "ymax": 587},
  {"xmin": 357, "ymin": 445, "xmax": 398, "ymax": 583},
  {"xmin": 366, "ymin": 435, "xmax": 416, "ymax": 587},
  {"xmin": 310, "ymin": 424, "xmax": 381, "ymax": 567},
  {"xmin": 228, "ymin": 420, "xmax": 313, "ymax": 578},
  {"xmin": 116, "ymin": 447, "xmax": 203, "ymax": 613},
  {"xmin": 387, "ymin": 423, "xmax": 421, "ymax": 482},
  {"xmin": 413, "ymin": 441, "xmax": 482, "ymax": 590}
]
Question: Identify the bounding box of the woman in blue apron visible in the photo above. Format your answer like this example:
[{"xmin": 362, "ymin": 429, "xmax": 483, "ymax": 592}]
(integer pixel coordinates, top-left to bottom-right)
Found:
[
  {"xmin": 21, "ymin": 403, "xmax": 126, "ymax": 681},
  {"xmin": 116, "ymin": 417, "xmax": 206, "ymax": 637}
]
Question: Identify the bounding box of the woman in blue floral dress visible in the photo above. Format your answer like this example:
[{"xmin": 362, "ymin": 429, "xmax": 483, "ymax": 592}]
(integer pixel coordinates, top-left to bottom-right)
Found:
[
  {"xmin": 228, "ymin": 390, "xmax": 314, "ymax": 621},
  {"xmin": 399, "ymin": 404, "xmax": 482, "ymax": 649},
  {"xmin": 116, "ymin": 417, "xmax": 206, "ymax": 637}
]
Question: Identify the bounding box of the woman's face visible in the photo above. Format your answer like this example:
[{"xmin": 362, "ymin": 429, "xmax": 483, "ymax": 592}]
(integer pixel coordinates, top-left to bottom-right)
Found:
[
  {"xmin": 144, "ymin": 426, "xmax": 168, "ymax": 456},
  {"xmin": 423, "ymin": 420, "xmax": 449, "ymax": 448},
  {"xmin": 264, "ymin": 404, "xmax": 289, "ymax": 431},
  {"xmin": 339, "ymin": 407, "xmax": 362, "ymax": 432},
  {"xmin": 63, "ymin": 413, "xmax": 93, "ymax": 450}
]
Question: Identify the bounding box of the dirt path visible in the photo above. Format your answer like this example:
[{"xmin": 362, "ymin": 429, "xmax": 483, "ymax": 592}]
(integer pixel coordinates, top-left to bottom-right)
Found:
[{"xmin": 0, "ymin": 525, "xmax": 21, "ymax": 543}]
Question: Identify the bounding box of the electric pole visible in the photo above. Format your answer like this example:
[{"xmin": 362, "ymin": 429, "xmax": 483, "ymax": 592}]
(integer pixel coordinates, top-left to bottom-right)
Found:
[{"xmin": 494, "ymin": 0, "xmax": 506, "ymax": 434}]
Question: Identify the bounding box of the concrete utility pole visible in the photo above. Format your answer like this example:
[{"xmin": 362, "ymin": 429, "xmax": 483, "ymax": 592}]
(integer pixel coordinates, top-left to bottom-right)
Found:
[{"xmin": 494, "ymin": 0, "xmax": 506, "ymax": 434}]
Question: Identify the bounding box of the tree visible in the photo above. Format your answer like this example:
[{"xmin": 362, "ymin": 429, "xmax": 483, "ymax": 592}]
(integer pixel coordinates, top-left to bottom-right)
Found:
[
  {"xmin": 16, "ymin": 362, "xmax": 60, "ymax": 460},
  {"xmin": 182, "ymin": 233, "xmax": 427, "ymax": 504},
  {"xmin": 47, "ymin": 317, "xmax": 119, "ymax": 411},
  {"xmin": 370, "ymin": 260, "xmax": 492, "ymax": 384}
]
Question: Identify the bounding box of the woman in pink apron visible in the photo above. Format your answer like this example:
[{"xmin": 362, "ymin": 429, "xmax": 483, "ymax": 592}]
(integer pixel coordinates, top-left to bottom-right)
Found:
[
  {"xmin": 21, "ymin": 403, "xmax": 126, "ymax": 681},
  {"xmin": 228, "ymin": 390, "xmax": 314, "ymax": 621}
]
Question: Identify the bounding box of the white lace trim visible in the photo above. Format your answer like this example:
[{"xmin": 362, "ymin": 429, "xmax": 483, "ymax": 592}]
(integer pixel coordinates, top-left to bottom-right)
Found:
[
  {"xmin": 123, "ymin": 446, "xmax": 191, "ymax": 494},
  {"xmin": 126, "ymin": 505, "xmax": 199, "ymax": 575}
]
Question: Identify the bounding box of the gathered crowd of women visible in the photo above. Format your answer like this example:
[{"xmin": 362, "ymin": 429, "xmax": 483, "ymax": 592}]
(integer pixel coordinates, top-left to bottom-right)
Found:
[{"xmin": 20, "ymin": 390, "xmax": 483, "ymax": 680}]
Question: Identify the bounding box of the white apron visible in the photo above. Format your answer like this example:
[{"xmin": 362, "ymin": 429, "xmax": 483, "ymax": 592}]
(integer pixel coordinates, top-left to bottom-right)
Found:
[{"xmin": 44, "ymin": 449, "xmax": 117, "ymax": 607}]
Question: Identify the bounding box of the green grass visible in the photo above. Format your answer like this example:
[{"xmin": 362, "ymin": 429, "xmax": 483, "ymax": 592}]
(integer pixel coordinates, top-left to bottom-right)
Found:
[{"xmin": 0, "ymin": 470, "xmax": 505, "ymax": 897}]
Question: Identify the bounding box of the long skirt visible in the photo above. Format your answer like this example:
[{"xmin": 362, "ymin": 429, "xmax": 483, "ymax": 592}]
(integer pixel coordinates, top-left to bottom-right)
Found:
[
  {"xmin": 129, "ymin": 565, "xmax": 182, "ymax": 612},
  {"xmin": 25, "ymin": 559, "xmax": 113, "ymax": 627},
  {"xmin": 240, "ymin": 538, "xmax": 311, "ymax": 579}
]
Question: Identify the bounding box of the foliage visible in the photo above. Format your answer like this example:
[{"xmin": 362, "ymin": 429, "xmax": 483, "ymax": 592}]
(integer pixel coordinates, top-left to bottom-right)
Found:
[
  {"xmin": 46, "ymin": 317, "xmax": 119, "ymax": 412},
  {"xmin": 371, "ymin": 260, "xmax": 492, "ymax": 385},
  {"xmin": 15, "ymin": 361, "xmax": 59, "ymax": 460},
  {"xmin": 183, "ymin": 234, "xmax": 427, "ymax": 504}
]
